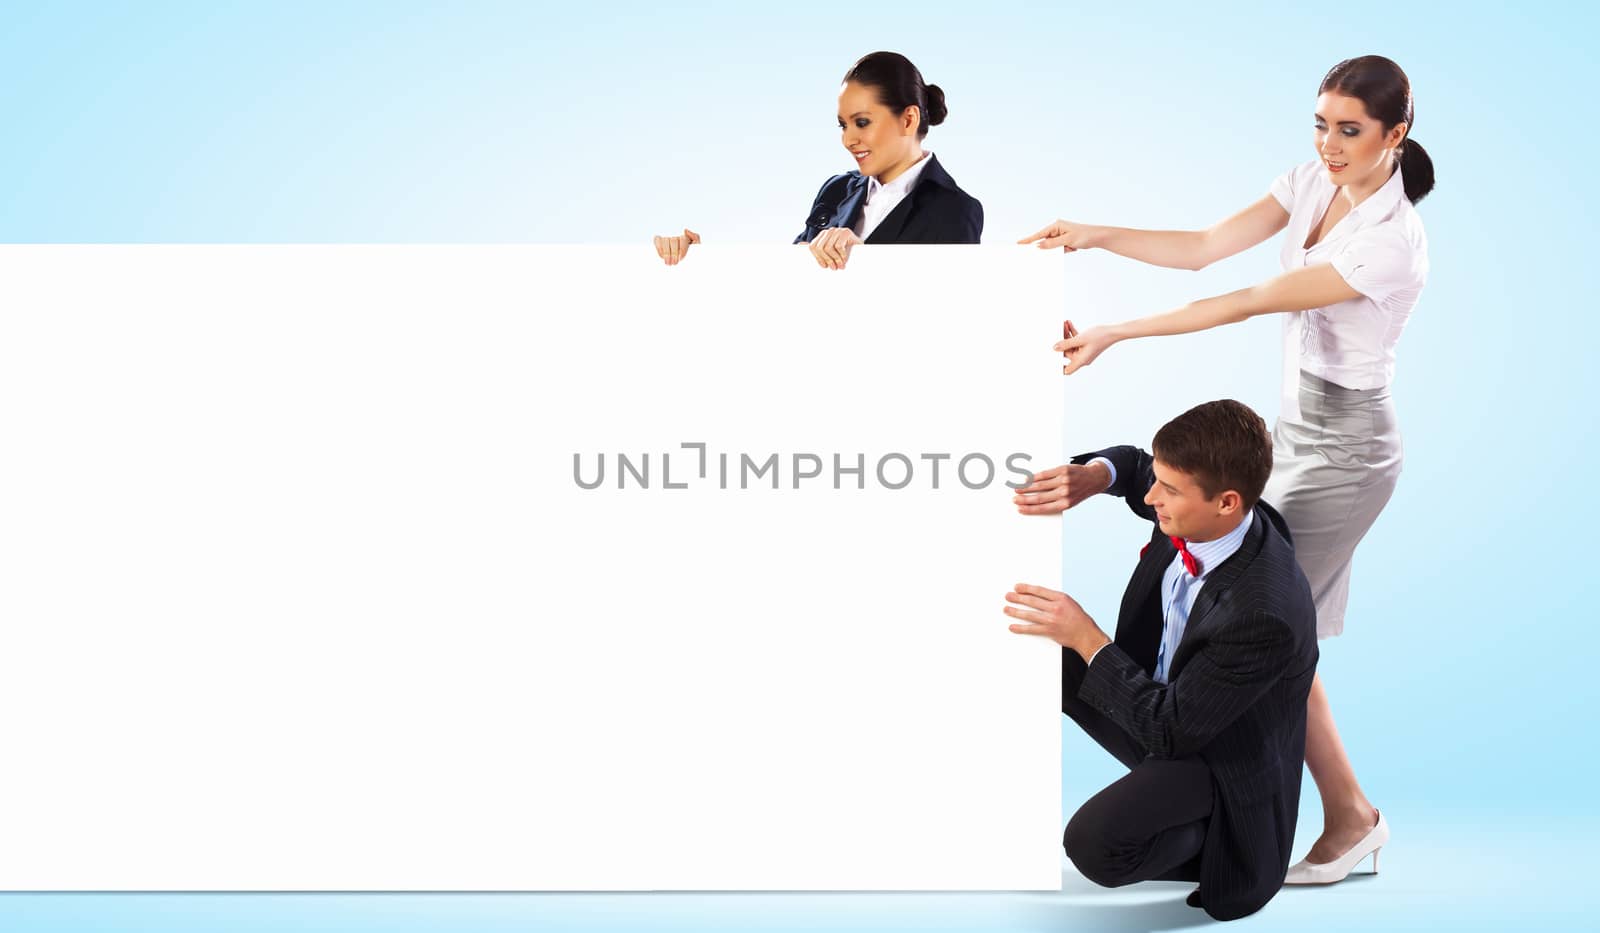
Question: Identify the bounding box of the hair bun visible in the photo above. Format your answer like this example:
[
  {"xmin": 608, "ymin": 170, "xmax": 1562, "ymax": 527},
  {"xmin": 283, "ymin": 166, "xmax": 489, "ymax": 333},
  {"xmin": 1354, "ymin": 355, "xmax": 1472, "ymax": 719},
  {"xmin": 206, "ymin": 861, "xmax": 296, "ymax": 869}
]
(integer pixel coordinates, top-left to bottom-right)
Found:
[
  {"xmin": 922, "ymin": 83, "xmax": 948, "ymax": 126},
  {"xmin": 1396, "ymin": 136, "xmax": 1434, "ymax": 204}
]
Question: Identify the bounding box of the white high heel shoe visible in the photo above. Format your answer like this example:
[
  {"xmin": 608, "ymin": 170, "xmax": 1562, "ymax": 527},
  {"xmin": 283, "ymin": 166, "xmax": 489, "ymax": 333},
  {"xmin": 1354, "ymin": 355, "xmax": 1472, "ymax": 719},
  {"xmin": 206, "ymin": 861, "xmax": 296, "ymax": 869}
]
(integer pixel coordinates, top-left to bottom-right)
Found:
[{"xmin": 1284, "ymin": 810, "xmax": 1389, "ymax": 885}]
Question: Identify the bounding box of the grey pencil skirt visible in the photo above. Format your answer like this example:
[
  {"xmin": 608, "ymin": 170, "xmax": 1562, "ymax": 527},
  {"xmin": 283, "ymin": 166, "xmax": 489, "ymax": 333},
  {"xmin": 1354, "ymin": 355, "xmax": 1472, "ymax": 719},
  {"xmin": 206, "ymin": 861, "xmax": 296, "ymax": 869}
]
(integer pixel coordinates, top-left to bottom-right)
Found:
[{"xmin": 1260, "ymin": 371, "xmax": 1403, "ymax": 639}]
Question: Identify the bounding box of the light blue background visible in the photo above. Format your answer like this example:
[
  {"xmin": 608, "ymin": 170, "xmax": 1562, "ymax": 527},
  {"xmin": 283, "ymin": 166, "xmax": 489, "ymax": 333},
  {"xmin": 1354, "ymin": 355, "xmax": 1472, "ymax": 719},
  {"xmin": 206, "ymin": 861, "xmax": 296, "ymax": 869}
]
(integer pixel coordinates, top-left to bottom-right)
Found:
[{"xmin": 3, "ymin": 1, "xmax": 1594, "ymax": 929}]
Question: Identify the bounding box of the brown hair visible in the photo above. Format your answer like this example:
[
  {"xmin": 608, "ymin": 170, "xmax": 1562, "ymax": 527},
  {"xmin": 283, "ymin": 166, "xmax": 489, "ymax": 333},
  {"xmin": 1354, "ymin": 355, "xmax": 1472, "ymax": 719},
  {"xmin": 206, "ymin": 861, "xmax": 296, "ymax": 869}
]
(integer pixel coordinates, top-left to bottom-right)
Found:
[
  {"xmin": 843, "ymin": 51, "xmax": 947, "ymax": 140},
  {"xmin": 1151, "ymin": 399, "xmax": 1273, "ymax": 509}
]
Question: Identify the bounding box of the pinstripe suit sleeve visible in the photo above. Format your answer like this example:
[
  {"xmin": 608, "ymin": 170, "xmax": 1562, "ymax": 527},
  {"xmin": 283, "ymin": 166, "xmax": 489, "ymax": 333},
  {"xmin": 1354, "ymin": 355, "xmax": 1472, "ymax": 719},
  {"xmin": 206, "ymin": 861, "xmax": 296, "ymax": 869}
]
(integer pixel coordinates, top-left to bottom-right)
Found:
[
  {"xmin": 1076, "ymin": 608, "xmax": 1295, "ymax": 759},
  {"xmin": 1070, "ymin": 445, "xmax": 1157, "ymax": 523}
]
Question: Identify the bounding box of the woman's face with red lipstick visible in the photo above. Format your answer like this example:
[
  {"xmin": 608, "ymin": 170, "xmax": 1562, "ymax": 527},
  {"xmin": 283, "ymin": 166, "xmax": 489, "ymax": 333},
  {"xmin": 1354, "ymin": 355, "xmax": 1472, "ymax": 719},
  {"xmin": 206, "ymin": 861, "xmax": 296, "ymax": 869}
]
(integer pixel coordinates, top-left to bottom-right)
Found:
[
  {"xmin": 1313, "ymin": 92, "xmax": 1407, "ymax": 189},
  {"xmin": 837, "ymin": 80, "xmax": 920, "ymax": 181}
]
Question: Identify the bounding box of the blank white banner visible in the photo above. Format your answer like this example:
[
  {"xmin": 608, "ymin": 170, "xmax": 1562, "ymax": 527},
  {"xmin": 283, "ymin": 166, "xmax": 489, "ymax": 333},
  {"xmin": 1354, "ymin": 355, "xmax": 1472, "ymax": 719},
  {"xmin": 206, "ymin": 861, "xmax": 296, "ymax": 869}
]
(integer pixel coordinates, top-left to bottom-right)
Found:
[{"xmin": 0, "ymin": 245, "xmax": 1062, "ymax": 891}]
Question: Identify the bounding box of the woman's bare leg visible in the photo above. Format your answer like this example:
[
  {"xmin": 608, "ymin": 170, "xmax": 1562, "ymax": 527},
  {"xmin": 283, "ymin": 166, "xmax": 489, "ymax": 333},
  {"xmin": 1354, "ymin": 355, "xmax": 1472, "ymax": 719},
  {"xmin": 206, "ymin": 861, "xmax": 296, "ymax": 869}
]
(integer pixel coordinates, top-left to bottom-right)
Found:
[{"xmin": 1303, "ymin": 672, "xmax": 1380, "ymax": 862}]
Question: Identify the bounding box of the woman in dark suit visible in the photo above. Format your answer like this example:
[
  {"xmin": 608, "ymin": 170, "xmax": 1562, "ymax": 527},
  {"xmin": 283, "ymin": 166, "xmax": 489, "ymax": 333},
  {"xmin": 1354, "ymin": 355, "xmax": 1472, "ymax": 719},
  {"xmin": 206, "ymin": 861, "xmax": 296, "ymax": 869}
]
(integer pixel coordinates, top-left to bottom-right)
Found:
[{"xmin": 654, "ymin": 51, "xmax": 982, "ymax": 270}]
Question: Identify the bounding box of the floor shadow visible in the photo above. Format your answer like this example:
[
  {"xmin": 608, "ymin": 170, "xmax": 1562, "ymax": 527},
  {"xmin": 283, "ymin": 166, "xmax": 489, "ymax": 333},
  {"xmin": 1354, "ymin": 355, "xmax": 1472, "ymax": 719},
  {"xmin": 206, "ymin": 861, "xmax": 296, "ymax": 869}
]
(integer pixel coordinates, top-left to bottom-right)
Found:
[{"xmin": 1007, "ymin": 870, "xmax": 1214, "ymax": 932}]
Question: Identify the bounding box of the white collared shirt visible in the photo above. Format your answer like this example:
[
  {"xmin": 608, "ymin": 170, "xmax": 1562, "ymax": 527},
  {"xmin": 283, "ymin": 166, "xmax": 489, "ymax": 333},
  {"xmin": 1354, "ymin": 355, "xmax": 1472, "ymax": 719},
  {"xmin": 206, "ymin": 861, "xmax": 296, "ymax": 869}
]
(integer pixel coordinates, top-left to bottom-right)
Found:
[
  {"xmin": 1269, "ymin": 160, "xmax": 1429, "ymax": 419},
  {"xmin": 852, "ymin": 152, "xmax": 933, "ymax": 241}
]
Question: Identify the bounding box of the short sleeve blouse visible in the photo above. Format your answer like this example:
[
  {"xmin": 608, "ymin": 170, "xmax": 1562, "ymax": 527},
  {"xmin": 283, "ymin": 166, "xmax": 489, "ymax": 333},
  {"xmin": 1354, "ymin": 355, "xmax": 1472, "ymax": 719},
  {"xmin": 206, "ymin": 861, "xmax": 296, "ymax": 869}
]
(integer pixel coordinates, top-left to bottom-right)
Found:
[{"xmin": 1268, "ymin": 159, "xmax": 1429, "ymax": 418}]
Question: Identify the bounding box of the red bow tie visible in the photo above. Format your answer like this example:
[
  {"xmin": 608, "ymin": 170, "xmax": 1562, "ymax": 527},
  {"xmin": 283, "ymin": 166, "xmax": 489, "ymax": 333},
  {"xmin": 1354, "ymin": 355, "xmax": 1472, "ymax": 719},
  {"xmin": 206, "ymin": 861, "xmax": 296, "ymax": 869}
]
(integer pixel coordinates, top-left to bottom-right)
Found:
[
  {"xmin": 1171, "ymin": 537, "xmax": 1200, "ymax": 576},
  {"xmin": 1141, "ymin": 537, "xmax": 1200, "ymax": 576}
]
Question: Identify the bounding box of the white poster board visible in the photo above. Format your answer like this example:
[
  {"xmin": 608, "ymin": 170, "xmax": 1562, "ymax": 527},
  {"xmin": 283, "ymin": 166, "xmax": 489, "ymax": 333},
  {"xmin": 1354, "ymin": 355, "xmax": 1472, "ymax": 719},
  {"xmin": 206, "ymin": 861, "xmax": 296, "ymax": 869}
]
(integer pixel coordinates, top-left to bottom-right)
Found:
[{"xmin": 0, "ymin": 245, "xmax": 1062, "ymax": 890}]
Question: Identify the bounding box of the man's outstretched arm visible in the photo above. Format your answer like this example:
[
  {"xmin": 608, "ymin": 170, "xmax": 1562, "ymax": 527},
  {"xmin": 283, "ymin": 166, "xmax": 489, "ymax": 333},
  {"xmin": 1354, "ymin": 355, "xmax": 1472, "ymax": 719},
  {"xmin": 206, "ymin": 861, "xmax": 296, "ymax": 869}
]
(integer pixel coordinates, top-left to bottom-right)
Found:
[
  {"xmin": 1072, "ymin": 445, "xmax": 1157, "ymax": 524},
  {"xmin": 1076, "ymin": 610, "xmax": 1296, "ymax": 759},
  {"xmin": 1013, "ymin": 444, "xmax": 1157, "ymax": 521},
  {"xmin": 1007, "ymin": 588, "xmax": 1296, "ymax": 759}
]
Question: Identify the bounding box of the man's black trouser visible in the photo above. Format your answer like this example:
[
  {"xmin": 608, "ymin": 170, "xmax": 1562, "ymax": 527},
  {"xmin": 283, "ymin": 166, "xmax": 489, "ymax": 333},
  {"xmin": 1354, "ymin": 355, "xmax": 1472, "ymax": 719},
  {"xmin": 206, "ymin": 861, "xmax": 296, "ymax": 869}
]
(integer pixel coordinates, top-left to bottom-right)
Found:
[{"xmin": 1061, "ymin": 655, "xmax": 1213, "ymax": 887}]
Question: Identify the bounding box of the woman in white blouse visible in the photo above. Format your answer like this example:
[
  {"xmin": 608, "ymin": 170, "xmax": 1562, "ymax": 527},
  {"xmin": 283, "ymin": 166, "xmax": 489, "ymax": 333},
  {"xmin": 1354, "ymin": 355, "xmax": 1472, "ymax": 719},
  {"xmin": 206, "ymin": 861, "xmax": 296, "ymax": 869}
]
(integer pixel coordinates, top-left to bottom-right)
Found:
[{"xmin": 1015, "ymin": 55, "xmax": 1432, "ymax": 886}]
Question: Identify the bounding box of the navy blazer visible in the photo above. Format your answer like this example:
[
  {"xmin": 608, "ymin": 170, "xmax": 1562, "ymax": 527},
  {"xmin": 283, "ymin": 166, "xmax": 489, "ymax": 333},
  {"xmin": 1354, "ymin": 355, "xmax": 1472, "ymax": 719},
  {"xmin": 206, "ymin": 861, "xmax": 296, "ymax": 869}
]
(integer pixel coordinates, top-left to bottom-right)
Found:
[
  {"xmin": 792, "ymin": 153, "xmax": 982, "ymax": 245},
  {"xmin": 1068, "ymin": 445, "xmax": 1319, "ymax": 921}
]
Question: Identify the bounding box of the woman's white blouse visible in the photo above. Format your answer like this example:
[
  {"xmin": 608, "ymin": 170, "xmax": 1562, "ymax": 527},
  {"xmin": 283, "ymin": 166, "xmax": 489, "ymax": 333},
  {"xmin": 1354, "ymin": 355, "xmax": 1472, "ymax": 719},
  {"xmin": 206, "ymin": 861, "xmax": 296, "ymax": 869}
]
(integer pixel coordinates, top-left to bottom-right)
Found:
[{"xmin": 1269, "ymin": 159, "xmax": 1428, "ymax": 418}]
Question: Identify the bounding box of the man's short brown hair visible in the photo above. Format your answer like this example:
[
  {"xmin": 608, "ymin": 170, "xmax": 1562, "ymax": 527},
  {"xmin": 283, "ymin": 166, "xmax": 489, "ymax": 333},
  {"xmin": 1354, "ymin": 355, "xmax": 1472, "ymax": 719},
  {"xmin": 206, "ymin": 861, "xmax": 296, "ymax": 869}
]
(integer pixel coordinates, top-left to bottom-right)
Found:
[{"xmin": 1151, "ymin": 399, "xmax": 1273, "ymax": 510}]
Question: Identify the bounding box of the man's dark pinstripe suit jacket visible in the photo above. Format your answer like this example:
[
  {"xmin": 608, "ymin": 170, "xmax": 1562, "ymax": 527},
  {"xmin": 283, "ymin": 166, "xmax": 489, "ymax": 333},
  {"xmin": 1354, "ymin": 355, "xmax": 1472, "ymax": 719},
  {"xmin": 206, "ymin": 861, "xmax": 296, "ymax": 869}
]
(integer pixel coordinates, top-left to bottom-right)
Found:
[{"xmin": 1067, "ymin": 445, "xmax": 1320, "ymax": 920}]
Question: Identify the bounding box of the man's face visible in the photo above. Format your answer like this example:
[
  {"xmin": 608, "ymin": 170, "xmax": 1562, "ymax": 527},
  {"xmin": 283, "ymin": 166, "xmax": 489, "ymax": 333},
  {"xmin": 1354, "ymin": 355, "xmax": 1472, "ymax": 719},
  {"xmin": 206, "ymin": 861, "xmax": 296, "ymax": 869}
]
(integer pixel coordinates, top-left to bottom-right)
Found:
[{"xmin": 1143, "ymin": 459, "xmax": 1220, "ymax": 541}]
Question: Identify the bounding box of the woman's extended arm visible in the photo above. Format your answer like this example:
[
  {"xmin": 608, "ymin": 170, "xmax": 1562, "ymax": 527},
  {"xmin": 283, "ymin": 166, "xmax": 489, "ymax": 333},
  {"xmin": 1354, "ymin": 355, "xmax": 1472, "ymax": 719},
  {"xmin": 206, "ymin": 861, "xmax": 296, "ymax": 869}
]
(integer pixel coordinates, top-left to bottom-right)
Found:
[
  {"xmin": 1056, "ymin": 262, "xmax": 1361, "ymax": 374},
  {"xmin": 1019, "ymin": 195, "xmax": 1289, "ymax": 271}
]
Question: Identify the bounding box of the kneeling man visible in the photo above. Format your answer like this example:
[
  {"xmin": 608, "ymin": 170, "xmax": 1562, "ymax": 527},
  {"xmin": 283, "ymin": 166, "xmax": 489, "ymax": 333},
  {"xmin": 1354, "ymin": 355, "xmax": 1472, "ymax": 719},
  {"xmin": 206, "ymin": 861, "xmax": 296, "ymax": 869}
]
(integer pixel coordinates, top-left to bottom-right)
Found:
[{"xmin": 1005, "ymin": 399, "xmax": 1317, "ymax": 921}]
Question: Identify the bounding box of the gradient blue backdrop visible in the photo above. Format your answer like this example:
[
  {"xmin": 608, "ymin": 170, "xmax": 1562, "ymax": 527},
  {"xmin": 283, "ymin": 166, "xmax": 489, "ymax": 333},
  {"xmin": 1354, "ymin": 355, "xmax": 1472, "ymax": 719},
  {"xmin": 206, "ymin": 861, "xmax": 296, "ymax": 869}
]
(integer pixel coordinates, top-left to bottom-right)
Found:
[{"xmin": 3, "ymin": 1, "xmax": 1593, "ymax": 930}]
